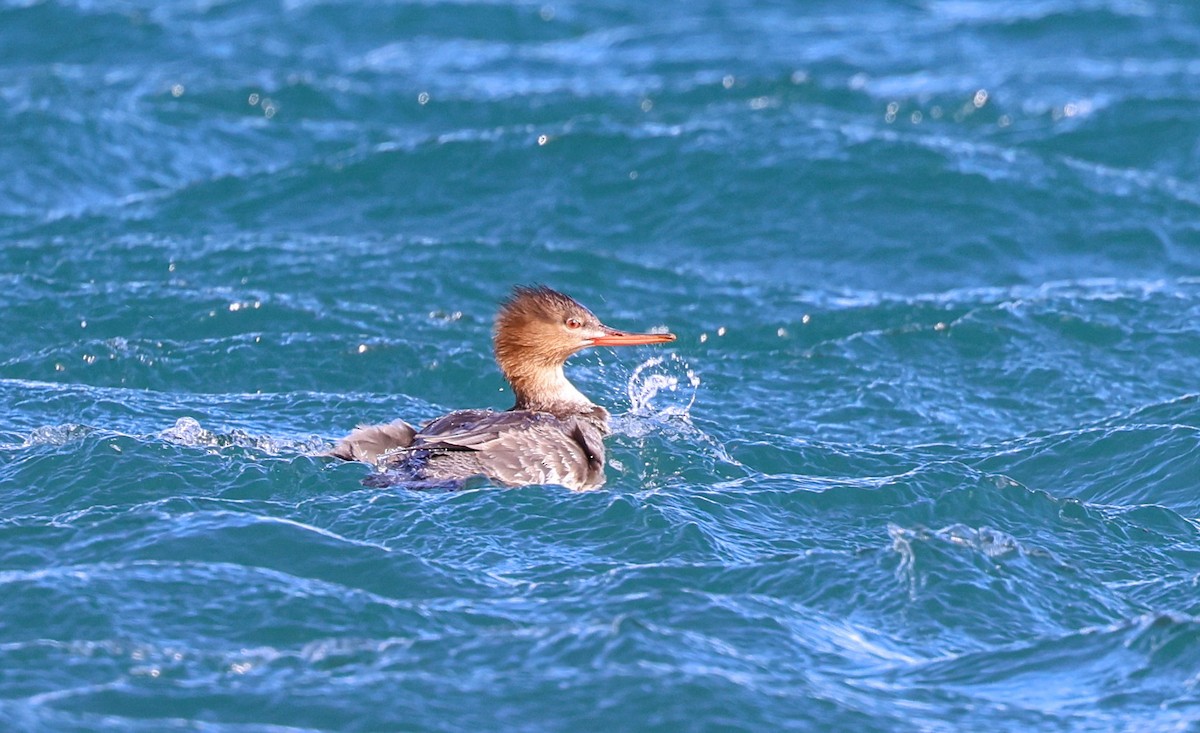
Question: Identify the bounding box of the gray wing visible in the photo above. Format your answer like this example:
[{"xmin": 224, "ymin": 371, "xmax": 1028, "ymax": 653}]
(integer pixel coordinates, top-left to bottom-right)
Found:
[{"xmin": 401, "ymin": 410, "xmax": 607, "ymax": 490}]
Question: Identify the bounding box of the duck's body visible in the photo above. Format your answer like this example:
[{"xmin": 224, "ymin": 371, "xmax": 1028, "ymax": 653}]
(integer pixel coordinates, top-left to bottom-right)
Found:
[
  {"xmin": 331, "ymin": 286, "xmax": 674, "ymax": 490},
  {"xmin": 358, "ymin": 406, "xmax": 609, "ymax": 490}
]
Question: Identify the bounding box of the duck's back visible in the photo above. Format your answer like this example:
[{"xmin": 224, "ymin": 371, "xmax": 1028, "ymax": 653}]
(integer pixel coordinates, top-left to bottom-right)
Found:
[{"xmin": 378, "ymin": 407, "xmax": 609, "ymax": 490}]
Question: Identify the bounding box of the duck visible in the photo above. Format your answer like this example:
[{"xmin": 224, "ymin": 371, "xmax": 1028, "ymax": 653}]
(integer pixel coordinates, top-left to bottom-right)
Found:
[{"xmin": 330, "ymin": 285, "xmax": 676, "ymax": 490}]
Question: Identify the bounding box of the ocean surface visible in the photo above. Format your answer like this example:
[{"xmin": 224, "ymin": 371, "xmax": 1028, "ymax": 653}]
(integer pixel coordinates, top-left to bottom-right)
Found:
[{"xmin": 3, "ymin": 0, "xmax": 1200, "ymax": 730}]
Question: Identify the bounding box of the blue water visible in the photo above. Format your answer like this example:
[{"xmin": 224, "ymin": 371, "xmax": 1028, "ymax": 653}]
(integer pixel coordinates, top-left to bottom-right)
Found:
[{"xmin": 3, "ymin": 0, "xmax": 1200, "ymax": 730}]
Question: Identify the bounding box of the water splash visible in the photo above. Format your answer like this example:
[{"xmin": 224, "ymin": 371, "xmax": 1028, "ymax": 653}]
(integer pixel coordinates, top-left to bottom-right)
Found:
[
  {"xmin": 609, "ymin": 354, "xmax": 744, "ymax": 483},
  {"xmin": 626, "ymin": 354, "xmax": 701, "ymax": 419}
]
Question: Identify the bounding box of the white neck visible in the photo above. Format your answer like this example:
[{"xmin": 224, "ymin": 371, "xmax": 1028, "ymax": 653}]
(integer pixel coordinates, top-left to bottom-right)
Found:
[{"xmin": 508, "ymin": 363, "xmax": 594, "ymax": 414}]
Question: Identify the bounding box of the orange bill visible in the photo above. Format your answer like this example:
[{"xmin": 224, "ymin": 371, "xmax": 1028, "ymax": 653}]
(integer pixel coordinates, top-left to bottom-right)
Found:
[{"xmin": 590, "ymin": 327, "xmax": 677, "ymax": 346}]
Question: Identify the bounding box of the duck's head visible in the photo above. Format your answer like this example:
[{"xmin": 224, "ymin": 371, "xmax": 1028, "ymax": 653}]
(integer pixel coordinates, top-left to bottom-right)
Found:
[{"xmin": 493, "ymin": 285, "xmax": 676, "ymax": 410}]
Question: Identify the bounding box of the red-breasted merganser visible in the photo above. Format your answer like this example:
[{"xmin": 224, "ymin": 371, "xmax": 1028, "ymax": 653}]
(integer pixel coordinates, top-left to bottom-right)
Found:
[{"xmin": 330, "ymin": 286, "xmax": 676, "ymax": 490}]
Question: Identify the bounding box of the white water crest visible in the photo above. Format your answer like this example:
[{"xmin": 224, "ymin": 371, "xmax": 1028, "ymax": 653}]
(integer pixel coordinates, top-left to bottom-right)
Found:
[{"xmin": 160, "ymin": 417, "xmax": 328, "ymax": 456}]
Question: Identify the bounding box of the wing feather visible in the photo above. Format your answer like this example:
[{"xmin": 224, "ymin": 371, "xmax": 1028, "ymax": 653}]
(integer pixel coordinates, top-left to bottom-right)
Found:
[
  {"xmin": 329, "ymin": 420, "xmax": 417, "ymax": 462},
  {"xmin": 383, "ymin": 409, "xmax": 607, "ymax": 489}
]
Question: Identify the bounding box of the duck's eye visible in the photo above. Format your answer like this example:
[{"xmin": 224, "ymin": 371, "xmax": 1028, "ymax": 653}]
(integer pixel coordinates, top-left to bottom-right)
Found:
[{"xmin": 565, "ymin": 317, "xmax": 583, "ymax": 330}]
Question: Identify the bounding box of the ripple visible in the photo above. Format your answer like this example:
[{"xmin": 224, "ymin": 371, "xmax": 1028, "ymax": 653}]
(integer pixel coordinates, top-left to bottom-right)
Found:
[{"xmin": 3, "ymin": 0, "xmax": 1200, "ymax": 729}]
